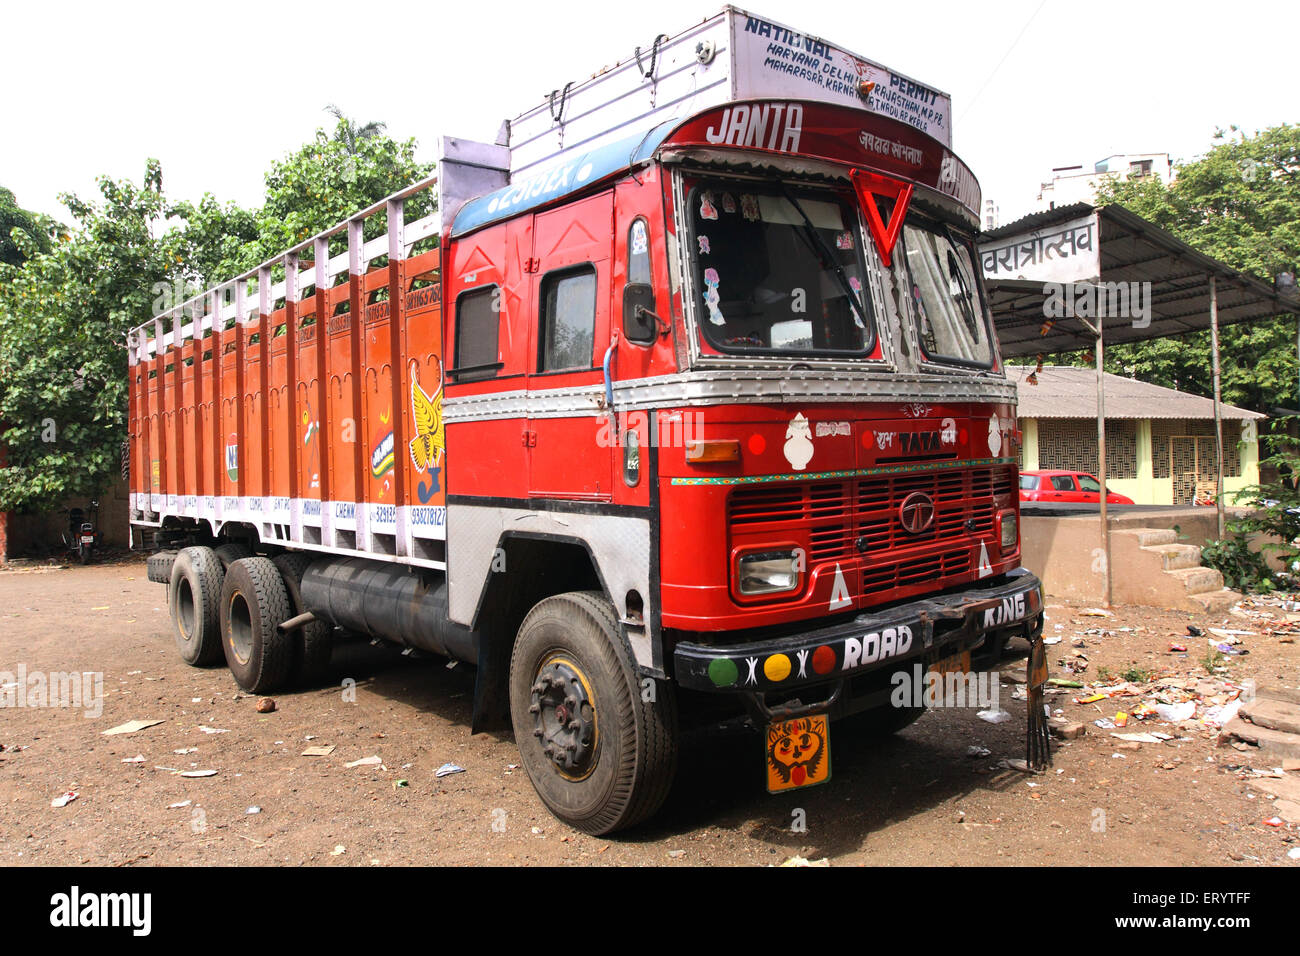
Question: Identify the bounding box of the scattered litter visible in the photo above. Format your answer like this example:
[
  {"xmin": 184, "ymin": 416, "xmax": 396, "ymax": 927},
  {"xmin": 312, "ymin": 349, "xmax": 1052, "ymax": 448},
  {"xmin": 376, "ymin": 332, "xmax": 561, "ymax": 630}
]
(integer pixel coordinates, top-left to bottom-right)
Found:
[
  {"xmin": 668, "ymin": 849, "xmax": 685, "ymax": 859},
  {"xmin": 1080, "ymin": 608, "xmax": 1113, "ymax": 617},
  {"xmin": 345, "ymin": 755, "xmax": 382, "ymax": 768},
  {"xmin": 1169, "ymin": 643, "xmax": 1187, "ymax": 653},
  {"xmin": 1042, "ymin": 637, "xmax": 1061, "ymax": 645},
  {"xmin": 779, "ymin": 855, "xmax": 829, "ymax": 867},
  {"xmin": 1111, "ymin": 753, "xmax": 1127, "ymax": 759},
  {"xmin": 1114, "ymin": 712, "xmax": 1130, "ymax": 728},
  {"xmin": 965, "ymin": 745, "xmax": 991, "ymax": 758},
  {"xmin": 394, "ymin": 779, "xmax": 409, "ymax": 789},
  {"xmin": 121, "ymin": 755, "xmax": 146, "ymax": 764},
  {"xmin": 1094, "ymin": 718, "xmax": 1116, "ymax": 729},
  {"xmin": 1263, "ymin": 817, "xmax": 1283, "ymax": 827},
  {"xmin": 435, "ymin": 763, "xmax": 466, "ymax": 778},
  {"xmin": 191, "ymin": 697, "xmax": 202, "ymax": 703},
  {"xmin": 1156, "ymin": 702, "xmax": 1196, "ymax": 722},
  {"xmin": 180, "ymin": 770, "xmax": 218, "ymax": 778},
  {"xmin": 246, "ymin": 806, "xmax": 261, "ymax": 815},
  {"xmin": 198, "ymin": 726, "xmax": 228, "ymax": 735},
  {"xmin": 172, "ymin": 747, "xmax": 198, "ymax": 755},
  {"xmin": 331, "ymin": 845, "xmax": 346, "ymax": 856},
  {"xmin": 1047, "ymin": 678, "xmax": 1084, "ymax": 688},
  {"xmin": 256, "ymin": 698, "xmax": 276, "ymax": 714},
  {"xmin": 50, "ymin": 791, "xmax": 78, "ymax": 808},
  {"xmin": 102, "ymin": 719, "xmax": 164, "ymax": 736},
  {"xmin": 977, "ymin": 709, "xmax": 1011, "ymax": 724},
  {"xmin": 167, "ymin": 800, "xmax": 191, "ymax": 809},
  {"xmin": 1112, "ymin": 732, "xmax": 1163, "ymax": 744},
  {"xmin": 1289, "ymin": 847, "xmax": 1300, "ymax": 860},
  {"xmin": 302, "ymin": 745, "xmax": 336, "ymax": 757}
]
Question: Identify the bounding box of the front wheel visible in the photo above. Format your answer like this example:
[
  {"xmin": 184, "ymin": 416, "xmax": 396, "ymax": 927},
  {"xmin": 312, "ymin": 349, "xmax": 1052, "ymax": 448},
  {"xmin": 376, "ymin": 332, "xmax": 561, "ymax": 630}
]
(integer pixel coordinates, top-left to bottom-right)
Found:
[{"xmin": 509, "ymin": 591, "xmax": 678, "ymax": 835}]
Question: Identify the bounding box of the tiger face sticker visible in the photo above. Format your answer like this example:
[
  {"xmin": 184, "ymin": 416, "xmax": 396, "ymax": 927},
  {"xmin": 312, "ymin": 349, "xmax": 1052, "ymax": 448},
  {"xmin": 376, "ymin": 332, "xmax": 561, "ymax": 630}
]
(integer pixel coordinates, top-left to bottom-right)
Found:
[{"xmin": 766, "ymin": 715, "xmax": 829, "ymax": 791}]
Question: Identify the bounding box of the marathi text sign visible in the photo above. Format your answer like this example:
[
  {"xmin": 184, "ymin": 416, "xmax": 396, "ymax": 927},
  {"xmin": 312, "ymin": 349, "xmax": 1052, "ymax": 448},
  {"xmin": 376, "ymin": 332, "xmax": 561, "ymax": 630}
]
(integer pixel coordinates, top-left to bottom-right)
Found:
[
  {"xmin": 979, "ymin": 213, "xmax": 1100, "ymax": 284},
  {"xmin": 731, "ymin": 13, "xmax": 953, "ymax": 148}
]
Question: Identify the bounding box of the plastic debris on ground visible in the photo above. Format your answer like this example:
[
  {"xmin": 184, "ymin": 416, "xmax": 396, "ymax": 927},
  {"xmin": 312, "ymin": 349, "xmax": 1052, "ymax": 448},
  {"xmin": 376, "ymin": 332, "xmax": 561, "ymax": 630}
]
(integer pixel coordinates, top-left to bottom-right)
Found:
[
  {"xmin": 101, "ymin": 719, "xmax": 164, "ymax": 736},
  {"xmin": 180, "ymin": 769, "xmax": 218, "ymax": 778},
  {"xmin": 778, "ymin": 855, "xmax": 830, "ymax": 866},
  {"xmin": 345, "ymin": 755, "xmax": 382, "ymax": 768},
  {"xmin": 977, "ymin": 709, "xmax": 1011, "ymax": 724},
  {"xmin": 435, "ymin": 763, "xmax": 466, "ymax": 777},
  {"xmin": 50, "ymin": 791, "xmax": 78, "ymax": 808}
]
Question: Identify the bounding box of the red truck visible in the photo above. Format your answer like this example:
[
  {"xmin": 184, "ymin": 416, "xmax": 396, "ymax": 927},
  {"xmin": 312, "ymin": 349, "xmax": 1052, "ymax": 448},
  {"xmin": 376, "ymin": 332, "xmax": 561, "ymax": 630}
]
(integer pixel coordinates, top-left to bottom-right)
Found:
[{"xmin": 128, "ymin": 7, "xmax": 1043, "ymax": 834}]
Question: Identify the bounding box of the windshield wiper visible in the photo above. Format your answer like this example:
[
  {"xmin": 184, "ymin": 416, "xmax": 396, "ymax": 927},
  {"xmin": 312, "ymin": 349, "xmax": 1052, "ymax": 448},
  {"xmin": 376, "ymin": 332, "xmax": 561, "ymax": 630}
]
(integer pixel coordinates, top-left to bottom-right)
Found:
[{"xmin": 778, "ymin": 185, "xmax": 868, "ymax": 329}]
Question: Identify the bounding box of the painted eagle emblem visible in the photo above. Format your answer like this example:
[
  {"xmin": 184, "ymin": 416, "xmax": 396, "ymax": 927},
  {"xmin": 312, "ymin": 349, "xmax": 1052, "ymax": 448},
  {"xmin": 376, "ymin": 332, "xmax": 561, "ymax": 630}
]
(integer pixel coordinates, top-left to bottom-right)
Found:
[{"xmin": 409, "ymin": 373, "xmax": 444, "ymax": 474}]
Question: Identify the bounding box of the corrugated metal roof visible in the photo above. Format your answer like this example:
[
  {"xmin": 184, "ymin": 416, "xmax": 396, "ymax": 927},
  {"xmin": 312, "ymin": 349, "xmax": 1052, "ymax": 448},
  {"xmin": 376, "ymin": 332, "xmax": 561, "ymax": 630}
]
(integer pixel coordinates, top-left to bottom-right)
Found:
[
  {"xmin": 1010, "ymin": 365, "xmax": 1266, "ymax": 420},
  {"xmin": 982, "ymin": 203, "xmax": 1295, "ymax": 359}
]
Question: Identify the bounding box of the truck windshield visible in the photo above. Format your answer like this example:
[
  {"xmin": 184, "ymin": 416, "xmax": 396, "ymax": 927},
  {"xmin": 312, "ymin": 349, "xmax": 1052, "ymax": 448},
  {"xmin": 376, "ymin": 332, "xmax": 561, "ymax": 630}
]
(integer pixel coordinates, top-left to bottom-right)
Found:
[
  {"xmin": 899, "ymin": 218, "xmax": 994, "ymax": 367},
  {"xmin": 686, "ymin": 179, "xmax": 873, "ymax": 356}
]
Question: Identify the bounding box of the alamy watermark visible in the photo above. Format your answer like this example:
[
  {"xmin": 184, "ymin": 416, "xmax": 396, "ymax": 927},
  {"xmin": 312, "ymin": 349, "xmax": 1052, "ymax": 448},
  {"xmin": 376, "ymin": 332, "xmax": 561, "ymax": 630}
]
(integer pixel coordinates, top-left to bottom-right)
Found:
[
  {"xmin": 888, "ymin": 663, "xmax": 1000, "ymax": 710},
  {"xmin": 1043, "ymin": 280, "xmax": 1152, "ymax": 329},
  {"xmin": 0, "ymin": 664, "xmax": 103, "ymax": 718}
]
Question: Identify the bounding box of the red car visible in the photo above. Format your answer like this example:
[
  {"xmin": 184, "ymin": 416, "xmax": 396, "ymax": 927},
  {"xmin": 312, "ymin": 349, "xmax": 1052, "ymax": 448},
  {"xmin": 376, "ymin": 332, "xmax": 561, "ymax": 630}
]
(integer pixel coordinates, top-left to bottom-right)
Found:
[{"xmin": 1020, "ymin": 470, "xmax": 1135, "ymax": 505}]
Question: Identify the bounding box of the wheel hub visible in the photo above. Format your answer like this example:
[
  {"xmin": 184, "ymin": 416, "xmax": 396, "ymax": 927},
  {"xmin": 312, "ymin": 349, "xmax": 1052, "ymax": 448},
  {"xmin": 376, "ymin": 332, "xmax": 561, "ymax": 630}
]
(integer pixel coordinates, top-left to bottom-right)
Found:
[{"xmin": 529, "ymin": 658, "xmax": 597, "ymax": 779}]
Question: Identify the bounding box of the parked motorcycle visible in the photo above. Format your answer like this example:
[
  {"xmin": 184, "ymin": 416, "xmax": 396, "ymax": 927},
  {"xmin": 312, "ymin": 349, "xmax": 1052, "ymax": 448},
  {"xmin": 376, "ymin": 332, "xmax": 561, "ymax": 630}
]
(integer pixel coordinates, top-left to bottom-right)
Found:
[{"xmin": 61, "ymin": 500, "xmax": 101, "ymax": 564}]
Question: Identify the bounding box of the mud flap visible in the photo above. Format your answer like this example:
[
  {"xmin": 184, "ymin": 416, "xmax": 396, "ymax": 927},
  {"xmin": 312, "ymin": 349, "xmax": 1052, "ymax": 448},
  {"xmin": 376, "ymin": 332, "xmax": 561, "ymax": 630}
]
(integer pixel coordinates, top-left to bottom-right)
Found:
[
  {"xmin": 471, "ymin": 634, "xmax": 511, "ymax": 733},
  {"xmin": 1026, "ymin": 632, "xmax": 1052, "ymax": 770}
]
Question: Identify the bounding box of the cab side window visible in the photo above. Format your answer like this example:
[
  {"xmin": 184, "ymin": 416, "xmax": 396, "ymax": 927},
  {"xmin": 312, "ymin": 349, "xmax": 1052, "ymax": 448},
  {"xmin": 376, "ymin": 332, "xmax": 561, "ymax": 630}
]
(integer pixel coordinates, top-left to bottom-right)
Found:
[
  {"xmin": 453, "ymin": 285, "xmax": 501, "ymax": 382},
  {"xmin": 539, "ymin": 266, "xmax": 597, "ymax": 372}
]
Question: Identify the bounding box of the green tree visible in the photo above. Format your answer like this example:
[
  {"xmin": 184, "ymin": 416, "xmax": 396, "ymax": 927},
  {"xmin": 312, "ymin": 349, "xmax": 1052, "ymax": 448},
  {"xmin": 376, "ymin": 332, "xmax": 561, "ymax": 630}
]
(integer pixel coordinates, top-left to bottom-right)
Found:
[
  {"xmin": 0, "ymin": 186, "xmax": 54, "ymax": 267},
  {"xmin": 1090, "ymin": 125, "xmax": 1300, "ymax": 414},
  {"xmin": 0, "ymin": 162, "xmax": 171, "ymax": 511}
]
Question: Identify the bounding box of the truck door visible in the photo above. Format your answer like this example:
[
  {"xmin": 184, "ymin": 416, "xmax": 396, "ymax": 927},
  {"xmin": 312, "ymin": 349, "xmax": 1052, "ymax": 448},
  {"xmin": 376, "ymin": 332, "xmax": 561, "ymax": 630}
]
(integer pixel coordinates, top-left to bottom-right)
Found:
[{"xmin": 526, "ymin": 191, "xmax": 614, "ymax": 500}]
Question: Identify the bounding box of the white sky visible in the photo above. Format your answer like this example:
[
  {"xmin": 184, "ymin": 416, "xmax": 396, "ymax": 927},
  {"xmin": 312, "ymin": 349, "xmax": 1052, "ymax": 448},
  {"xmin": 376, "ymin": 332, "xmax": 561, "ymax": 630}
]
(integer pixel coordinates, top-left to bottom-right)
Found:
[{"xmin": 5, "ymin": 0, "xmax": 1297, "ymax": 228}]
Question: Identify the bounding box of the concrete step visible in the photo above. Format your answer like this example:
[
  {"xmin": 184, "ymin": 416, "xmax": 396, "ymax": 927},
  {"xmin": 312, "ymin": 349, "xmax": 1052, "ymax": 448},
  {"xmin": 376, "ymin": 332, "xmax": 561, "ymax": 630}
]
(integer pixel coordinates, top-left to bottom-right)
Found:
[
  {"xmin": 1167, "ymin": 564, "xmax": 1225, "ymax": 595},
  {"xmin": 1118, "ymin": 527, "xmax": 1180, "ymax": 547},
  {"xmin": 1186, "ymin": 588, "xmax": 1241, "ymax": 614},
  {"xmin": 1219, "ymin": 717, "xmax": 1300, "ymax": 759},
  {"xmin": 1241, "ymin": 697, "xmax": 1300, "ymax": 736},
  {"xmin": 1140, "ymin": 542, "xmax": 1203, "ymax": 571}
]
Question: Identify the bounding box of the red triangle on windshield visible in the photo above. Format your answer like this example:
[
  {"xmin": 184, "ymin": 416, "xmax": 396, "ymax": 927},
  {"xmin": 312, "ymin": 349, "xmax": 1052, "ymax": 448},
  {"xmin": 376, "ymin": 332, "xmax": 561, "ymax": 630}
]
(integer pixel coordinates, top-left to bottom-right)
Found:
[{"xmin": 850, "ymin": 168, "xmax": 913, "ymax": 268}]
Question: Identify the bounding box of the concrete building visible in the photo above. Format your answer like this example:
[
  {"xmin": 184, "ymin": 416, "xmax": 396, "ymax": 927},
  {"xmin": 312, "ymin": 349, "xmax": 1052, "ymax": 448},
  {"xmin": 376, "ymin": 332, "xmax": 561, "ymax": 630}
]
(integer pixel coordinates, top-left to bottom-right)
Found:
[
  {"xmin": 1012, "ymin": 365, "xmax": 1264, "ymax": 505},
  {"xmin": 1037, "ymin": 153, "xmax": 1174, "ymax": 210}
]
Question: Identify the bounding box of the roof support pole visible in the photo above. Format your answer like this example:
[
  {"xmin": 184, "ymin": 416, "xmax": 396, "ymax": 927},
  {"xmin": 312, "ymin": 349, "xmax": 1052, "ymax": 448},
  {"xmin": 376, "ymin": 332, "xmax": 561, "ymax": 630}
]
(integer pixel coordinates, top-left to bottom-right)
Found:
[
  {"xmin": 1095, "ymin": 314, "xmax": 1112, "ymax": 608},
  {"xmin": 1209, "ymin": 275, "xmax": 1226, "ymax": 539},
  {"xmin": 1080, "ymin": 310, "xmax": 1111, "ymax": 608}
]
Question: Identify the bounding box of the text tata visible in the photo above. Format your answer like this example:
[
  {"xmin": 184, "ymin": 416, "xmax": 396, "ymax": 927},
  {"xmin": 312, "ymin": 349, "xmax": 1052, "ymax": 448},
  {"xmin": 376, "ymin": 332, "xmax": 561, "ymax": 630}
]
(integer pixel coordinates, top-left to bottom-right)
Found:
[
  {"xmin": 842, "ymin": 625, "xmax": 913, "ymax": 669},
  {"xmin": 704, "ymin": 103, "xmax": 803, "ymax": 152}
]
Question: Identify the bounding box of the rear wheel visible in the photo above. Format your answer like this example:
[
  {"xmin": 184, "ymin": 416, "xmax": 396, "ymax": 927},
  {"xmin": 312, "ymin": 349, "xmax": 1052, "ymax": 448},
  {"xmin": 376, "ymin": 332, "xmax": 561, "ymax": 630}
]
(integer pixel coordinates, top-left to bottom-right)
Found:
[
  {"xmin": 272, "ymin": 552, "xmax": 332, "ymax": 685},
  {"xmin": 214, "ymin": 541, "xmax": 253, "ymax": 570},
  {"xmin": 509, "ymin": 591, "xmax": 677, "ymax": 835},
  {"xmin": 168, "ymin": 547, "xmax": 225, "ymax": 666},
  {"xmin": 220, "ymin": 557, "xmax": 293, "ymax": 694}
]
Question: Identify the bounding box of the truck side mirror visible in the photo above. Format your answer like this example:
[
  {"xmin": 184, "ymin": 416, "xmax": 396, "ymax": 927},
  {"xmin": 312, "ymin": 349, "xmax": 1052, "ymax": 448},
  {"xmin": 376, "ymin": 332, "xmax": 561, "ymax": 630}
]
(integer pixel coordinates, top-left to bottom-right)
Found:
[{"xmin": 623, "ymin": 283, "xmax": 657, "ymax": 344}]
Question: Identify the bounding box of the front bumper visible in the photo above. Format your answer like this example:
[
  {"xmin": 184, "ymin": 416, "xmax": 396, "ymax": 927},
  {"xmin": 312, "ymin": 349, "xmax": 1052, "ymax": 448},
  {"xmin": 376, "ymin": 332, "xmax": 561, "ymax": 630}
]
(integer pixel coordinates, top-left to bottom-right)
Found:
[{"xmin": 673, "ymin": 568, "xmax": 1042, "ymax": 695}]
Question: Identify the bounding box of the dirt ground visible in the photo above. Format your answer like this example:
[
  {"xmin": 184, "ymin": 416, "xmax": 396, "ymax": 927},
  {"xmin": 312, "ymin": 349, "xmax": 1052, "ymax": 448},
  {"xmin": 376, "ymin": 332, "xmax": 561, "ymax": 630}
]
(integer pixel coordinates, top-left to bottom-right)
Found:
[{"xmin": 2, "ymin": 554, "xmax": 1298, "ymax": 867}]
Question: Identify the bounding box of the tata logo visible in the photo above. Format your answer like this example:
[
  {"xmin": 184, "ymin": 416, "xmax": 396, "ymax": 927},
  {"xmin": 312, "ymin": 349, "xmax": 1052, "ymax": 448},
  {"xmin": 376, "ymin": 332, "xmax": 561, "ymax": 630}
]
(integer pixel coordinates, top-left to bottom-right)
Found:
[
  {"xmin": 704, "ymin": 103, "xmax": 803, "ymax": 153},
  {"xmin": 899, "ymin": 431, "xmax": 942, "ymax": 455},
  {"xmin": 899, "ymin": 492, "xmax": 935, "ymax": 534}
]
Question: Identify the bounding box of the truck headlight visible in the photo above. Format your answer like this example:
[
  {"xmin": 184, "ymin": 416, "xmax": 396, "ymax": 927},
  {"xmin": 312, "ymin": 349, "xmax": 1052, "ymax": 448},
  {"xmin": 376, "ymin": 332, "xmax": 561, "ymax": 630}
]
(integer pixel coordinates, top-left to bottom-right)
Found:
[
  {"xmin": 1000, "ymin": 512, "xmax": 1018, "ymax": 551},
  {"xmin": 737, "ymin": 550, "xmax": 802, "ymax": 595}
]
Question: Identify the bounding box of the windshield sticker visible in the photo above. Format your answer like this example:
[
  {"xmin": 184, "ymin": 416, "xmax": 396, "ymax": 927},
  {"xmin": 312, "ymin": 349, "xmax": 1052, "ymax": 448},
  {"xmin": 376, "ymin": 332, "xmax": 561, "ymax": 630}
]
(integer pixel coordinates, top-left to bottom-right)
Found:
[
  {"xmin": 848, "ymin": 276, "xmax": 865, "ymax": 328},
  {"xmin": 699, "ymin": 191, "xmax": 719, "ymax": 221},
  {"xmin": 783, "ymin": 412, "xmax": 815, "ymax": 471},
  {"xmin": 836, "ymin": 231, "xmax": 853, "ymax": 250},
  {"xmin": 741, "ymin": 194, "xmax": 759, "ymax": 221},
  {"xmin": 698, "ymin": 235, "xmax": 711, "ymax": 255},
  {"xmin": 703, "ymin": 268, "xmax": 725, "ymax": 325},
  {"xmin": 630, "ymin": 219, "xmax": 648, "ymax": 255},
  {"xmin": 722, "ymin": 193, "xmax": 736, "ymax": 214}
]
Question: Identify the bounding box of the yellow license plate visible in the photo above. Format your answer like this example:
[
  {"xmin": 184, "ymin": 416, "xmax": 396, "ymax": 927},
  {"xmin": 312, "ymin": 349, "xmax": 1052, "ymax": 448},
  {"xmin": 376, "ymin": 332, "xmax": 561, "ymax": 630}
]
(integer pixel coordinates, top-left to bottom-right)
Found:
[
  {"xmin": 930, "ymin": 650, "xmax": 971, "ymax": 676},
  {"xmin": 765, "ymin": 714, "xmax": 831, "ymax": 793}
]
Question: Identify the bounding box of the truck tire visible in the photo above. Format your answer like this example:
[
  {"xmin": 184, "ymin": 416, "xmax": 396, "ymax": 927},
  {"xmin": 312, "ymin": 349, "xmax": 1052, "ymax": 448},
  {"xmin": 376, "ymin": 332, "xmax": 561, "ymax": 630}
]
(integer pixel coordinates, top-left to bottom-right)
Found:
[
  {"xmin": 509, "ymin": 591, "xmax": 678, "ymax": 835},
  {"xmin": 272, "ymin": 552, "xmax": 332, "ymax": 685},
  {"xmin": 147, "ymin": 550, "xmax": 178, "ymax": 584},
  {"xmin": 214, "ymin": 542, "xmax": 253, "ymax": 570},
  {"xmin": 220, "ymin": 556, "xmax": 293, "ymax": 694},
  {"xmin": 168, "ymin": 547, "xmax": 225, "ymax": 666}
]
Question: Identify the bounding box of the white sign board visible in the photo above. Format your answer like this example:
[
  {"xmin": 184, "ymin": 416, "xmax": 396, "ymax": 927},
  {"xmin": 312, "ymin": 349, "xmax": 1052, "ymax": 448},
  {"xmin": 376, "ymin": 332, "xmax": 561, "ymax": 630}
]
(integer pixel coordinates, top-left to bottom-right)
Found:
[
  {"xmin": 979, "ymin": 212, "xmax": 1100, "ymax": 284},
  {"xmin": 730, "ymin": 11, "xmax": 953, "ymax": 148}
]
